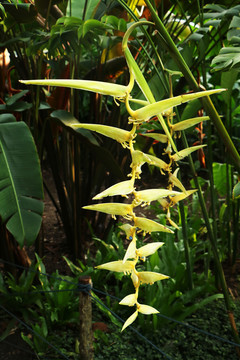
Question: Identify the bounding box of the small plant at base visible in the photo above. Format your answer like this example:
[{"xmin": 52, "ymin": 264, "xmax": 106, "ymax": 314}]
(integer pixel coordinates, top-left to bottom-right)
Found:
[{"xmin": 20, "ymin": 21, "xmax": 224, "ymax": 331}]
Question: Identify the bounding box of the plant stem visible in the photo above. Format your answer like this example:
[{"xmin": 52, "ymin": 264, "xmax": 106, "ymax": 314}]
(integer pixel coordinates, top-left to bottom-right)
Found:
[{"xmin": 144, "ymin": 0, "xmax": 240, "ymax": 173}]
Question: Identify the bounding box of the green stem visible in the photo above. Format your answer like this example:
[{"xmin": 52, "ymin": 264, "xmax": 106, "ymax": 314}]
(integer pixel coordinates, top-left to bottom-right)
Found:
[
  {"xmin": 144, "ymin": 0, "xmax": 239, "ymax": 343},
  {"xmin": 144, "ymin": 0, "xmax": 240, "ymax": 173},
  {"xmin": 179, "ymin": 199, "xmax": 194, "ymax": 290}
]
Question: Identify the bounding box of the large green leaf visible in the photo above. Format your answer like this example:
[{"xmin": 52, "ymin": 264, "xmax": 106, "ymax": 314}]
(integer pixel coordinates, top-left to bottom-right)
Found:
[
  {"xmin": 66, "ymin": 0, "xmax": 99, "ymax": 20},
  {"xmin": 0, "ymin": 122, "xmax": 44, "ymax": 247}
]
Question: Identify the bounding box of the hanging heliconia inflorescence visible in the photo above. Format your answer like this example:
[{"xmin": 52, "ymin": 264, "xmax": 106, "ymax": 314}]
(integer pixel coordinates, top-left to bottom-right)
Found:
[{"xmin": 21, "ymin": 21, "xmax": 224, "ymax": 331}]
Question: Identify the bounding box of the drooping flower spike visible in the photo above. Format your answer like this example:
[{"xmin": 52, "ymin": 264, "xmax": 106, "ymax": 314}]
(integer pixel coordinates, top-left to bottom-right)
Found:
[{"xmin": 20, "ymin": 20, "xmax": 225, "ymax": 332}]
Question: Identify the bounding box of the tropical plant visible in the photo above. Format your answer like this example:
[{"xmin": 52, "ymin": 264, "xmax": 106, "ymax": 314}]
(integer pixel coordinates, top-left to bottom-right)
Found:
[{"xmin": 21, "ymin": 14, "xmax": 227, "ymax": 332}]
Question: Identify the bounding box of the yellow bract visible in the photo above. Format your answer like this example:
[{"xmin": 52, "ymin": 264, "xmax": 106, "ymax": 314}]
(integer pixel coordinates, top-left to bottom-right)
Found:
[
  {"xmin": 119, "ymin": 293, "xmax": 137, "ymax": 306},
  {"xmin": 93, "ymin": 179, "xmax": 135, "ymax": 200},
  {"xmin": 129, "ymin": 89, "xmax": 225, "ymax": 123},
  {"xmin": 20, "ymin": 79, "xmax": 129, "ymax": 98},
  {"xmin": 134, "ymin": 216, "xmax": 174, "ymax": 234},
  {"xmin": 137, "ymin": 303, "xmax": 159, "ymax": 315},
  {"xmin": 171, "ymin": 145, "xmax": 207, "ymax": 162},
  {"xmin": 136, "ymin": 242, "xmax": 164, "ymax": 258},
  {"xmin": 138, "ymin": 271, "xmax": 170, "ymax": 284},
  {"xmin": 134, "ymin": 188, "xmax": 181, "ymax": 205},
  {"xmin": 69, "ymin": 123, "xmax": 135, "ymax": 148},
  {"xmin": 95, "ymin": 260, "xmax": 136, "ymax": 273},
  {"xmin": 171, "ymin": 116, "xmax": 209, "ymax": 132},
  {"xmin": 82, "ymin": 203, "xmax": 134, "ymax": 219}
]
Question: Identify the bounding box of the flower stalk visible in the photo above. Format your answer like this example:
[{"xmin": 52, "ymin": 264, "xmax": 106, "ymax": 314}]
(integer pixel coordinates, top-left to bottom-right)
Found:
[{"xmin": 21, "ymin": 20, "xmax": 225, "ymax": 332}]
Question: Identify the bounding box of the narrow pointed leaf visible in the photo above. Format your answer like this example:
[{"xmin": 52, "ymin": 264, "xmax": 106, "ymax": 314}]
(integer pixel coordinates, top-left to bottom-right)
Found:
[
  {"xmin": 121, "ymin": 310, "xmax": 138, "ymax": 332},
  {"xmin": 134, "ymin": 217, "xmax": 174, "ymax": 234},
  {"xmin": 171, "ymin": 145, "xmax": 206, "ymax": 162},
  {"xmin": 20, "ymin": 79, "xmax": 129, "ymax": 98},
  {"xmin": 93, "ymin": 179, "xmax": 135, "ymax": 200},
  {"xmin": 172, "ymin": 116, "xmax": 209, "ymax": 132}
]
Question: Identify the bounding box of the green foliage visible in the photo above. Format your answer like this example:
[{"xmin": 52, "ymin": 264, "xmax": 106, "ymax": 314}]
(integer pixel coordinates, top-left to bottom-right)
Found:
[{"xmin": 0, "ymin": 113, "xmax": 44, "ymax": 247}]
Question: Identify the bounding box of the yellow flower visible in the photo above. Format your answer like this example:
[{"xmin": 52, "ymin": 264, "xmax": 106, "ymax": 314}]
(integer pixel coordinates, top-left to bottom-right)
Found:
[
  {"xmin": 171, "ymin": 145, "xmax": 206, "ymax": 162},
  {"xmin": 20, "ymin": 79, "xmax": 130, "ymax": 98},
  {"xmin": 93, "ymin": 179, "xmax": 135, "ymax": 200},
  {"xmin": 169, "ymin": 168, "xmax": 187, "ymax": 194},
  {"xmin": 123, "ymin": 238, "xmax": 137, "ymax": 263},
  {"xmin": 95, "ymin": 260, "xmax": 136, "ymax": 274},
  {"xmin": 138, "ymin": 271, "xmax": 169, "ymax": 284},
  {"xmin": 171, "ymin": 116, "xmax": 209, "ymax": 132},
  {"xmin": 128, "ymin": 89, "xmax": 225, "ymax": 123},
  {"xmin": 134, "ymin": 188, "xmax": 181, "ymax": 206},
  {"xmin": 121, "ymin": 310, "xmax": 138, "ymax": 332},
  {"xmin": 82, "ymin": 203, "xmax": 134, "ymax": 219},
  {"xmin": 136, "ymin": 242, "xmax": 164, "ymax": 260},
  {"xmin": 134, "ymin": 216, "xmax": 174, "ymax": 234},
  {"xmin": 69, "ymin": 123, "xmax": 136, "ymax": 148},
  {"xmin": 137, "ymin": 303, "xmax": 159, "ymax": 315},
  {"xmin": 119, "ymin": 293, "xmax": 138, "ymax": 307}
]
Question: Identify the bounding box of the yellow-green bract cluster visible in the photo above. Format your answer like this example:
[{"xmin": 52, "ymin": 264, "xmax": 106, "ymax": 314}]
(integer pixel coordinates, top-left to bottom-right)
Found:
[{"xmin": 20, "ymin": 21, "xmax": 225, "ymax": 331}]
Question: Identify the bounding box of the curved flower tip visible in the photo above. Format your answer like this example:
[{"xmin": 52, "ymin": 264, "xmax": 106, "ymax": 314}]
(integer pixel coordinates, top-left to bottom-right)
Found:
[
  {"xmin": 119, "ymin": 293, "xmax": 137, "ymax": 307},
  {"xmin": 93, "ymin": 179, "xmax": 135, "ymax": 200},
  {"xmin": 20, "ymin": 79, "xmax": 129, "ymax": 98},
  {"xmin": 134, "ymin": 188, "xmax": 181, "ymax": 205},
  {"xmin": 70, "ymin": 123, "xmax": 134, "ymax": 148},
  {"xmin": 121, "ymin": 310, "xmax": 138, "ymax": 332},
  {"xmin": 137, "ymin": 303, "xmax": 159, "ymax": 315},
  {"xmin": 170, "ymin": 189, "xmax": 197, "ymax": 205},
  {"xmin": 83, "ymin": 203, "xmax": 134, "ymax": 219},
  {"xmin": 169, "ymin": 168, "xmax": 187, "ymax": 194},
  {"xmin": 123, "ymin": 239, "xmax": 136, "ymax": 263},
  {"xmin": 95, "ymin": 260, "xmax": 136, "ymax": 273},
  {"xmin": 171, "ymin": 144, "xmax": 207, "ymax": 162},
  {"xmin": 137, "ymin": 242, "xmax": 164, "ymax": 259},
  {"xmin": 138, "ymin": 271, "xmax": 169, "ymax": 285},
  {"xmin": 167, "ymin": 217, "xmax": 180, "ymax": 230},
  {"xmin": 134, "ymin": 216, "xmax": 174, "ymax": 234},
  {"xmin": 119, "ymin": 223, "xmax": 135, "ymax": 239}
]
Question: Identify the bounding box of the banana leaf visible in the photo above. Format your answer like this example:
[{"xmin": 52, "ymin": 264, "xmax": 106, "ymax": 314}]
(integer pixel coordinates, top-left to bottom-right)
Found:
[{"xmin": 0, "ymin": 119, "xmax": 44, "ymax": 247}]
